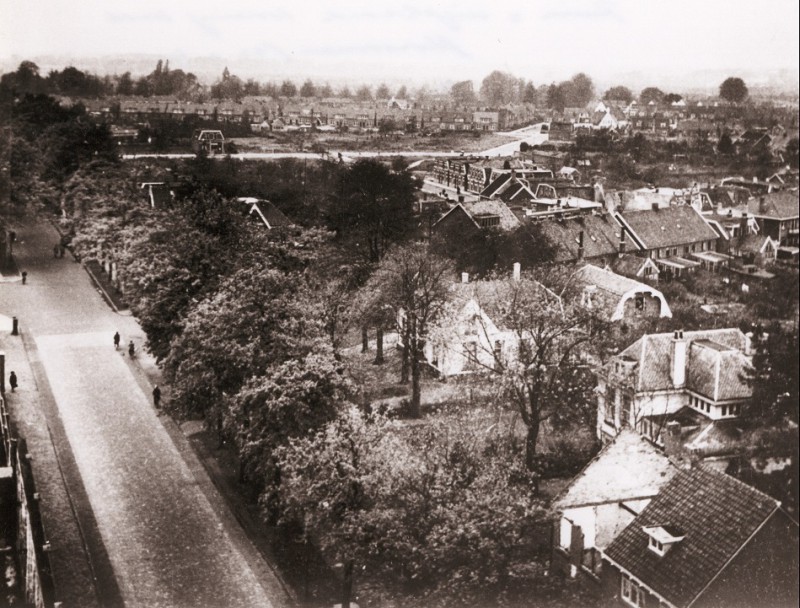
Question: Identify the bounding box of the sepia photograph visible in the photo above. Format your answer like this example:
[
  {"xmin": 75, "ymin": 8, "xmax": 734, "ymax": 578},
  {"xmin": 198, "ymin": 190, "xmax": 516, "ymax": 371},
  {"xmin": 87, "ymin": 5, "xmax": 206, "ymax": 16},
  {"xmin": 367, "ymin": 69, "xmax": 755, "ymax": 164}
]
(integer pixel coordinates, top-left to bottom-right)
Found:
[{"xmin": 1, "ymin": 1, "xmax": 798, "ymax": 607}]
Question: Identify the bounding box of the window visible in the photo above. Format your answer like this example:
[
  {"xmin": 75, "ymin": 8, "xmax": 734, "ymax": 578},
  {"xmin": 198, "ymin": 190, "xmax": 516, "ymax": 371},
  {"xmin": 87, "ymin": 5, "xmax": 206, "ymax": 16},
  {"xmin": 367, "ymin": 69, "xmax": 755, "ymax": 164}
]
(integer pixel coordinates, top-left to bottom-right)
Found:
[
  {"xmin": 649, "ymin": 536, "xmax": 665, "ymax": 555},
  {"xmin": 635, "ymin": 294, "xmax": 645, "ymax": 311},
  {"xmin": 621, "ymin": 574, "xmax": 647, "ymax": 607}
]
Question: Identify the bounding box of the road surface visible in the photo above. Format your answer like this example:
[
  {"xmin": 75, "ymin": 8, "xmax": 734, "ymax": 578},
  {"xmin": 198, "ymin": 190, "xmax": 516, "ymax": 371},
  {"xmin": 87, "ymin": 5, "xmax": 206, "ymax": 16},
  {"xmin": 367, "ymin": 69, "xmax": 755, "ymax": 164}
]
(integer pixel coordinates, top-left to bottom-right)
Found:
[{"xmin": 1, "ymin": 220, "xmax": 288, "ymax": 608}]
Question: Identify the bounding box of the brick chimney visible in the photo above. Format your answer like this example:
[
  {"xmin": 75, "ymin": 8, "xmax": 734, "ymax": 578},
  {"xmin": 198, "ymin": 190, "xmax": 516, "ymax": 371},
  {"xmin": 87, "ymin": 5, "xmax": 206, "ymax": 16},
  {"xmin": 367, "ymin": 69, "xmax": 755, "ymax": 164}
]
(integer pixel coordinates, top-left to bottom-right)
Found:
[
  {"xmin": 671, "ymin": 330, "xmax": 687, "ymax": 388},
  {"xmin": 461, "ymin": 272, "xmax": 469, "ymax": 284},
  {"xmin": 739, "ymin": 212, "xmax": 749, "ymax": 237},
  {"xmin": 577, "ymin": 230, "xmax": 585, "ymax": 261},
  {"xmin": 513, "ymin": 262, "xmax": 521, "ymax": 282},
  {"xmin": 618, "ymin": 226, "xmax": 627, "ymax": 257}
]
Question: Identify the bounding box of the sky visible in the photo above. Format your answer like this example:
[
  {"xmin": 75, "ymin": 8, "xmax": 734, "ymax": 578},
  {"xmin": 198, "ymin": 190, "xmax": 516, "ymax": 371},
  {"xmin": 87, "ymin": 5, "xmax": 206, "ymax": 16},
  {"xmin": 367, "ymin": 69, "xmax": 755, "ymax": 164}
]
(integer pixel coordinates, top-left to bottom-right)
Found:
[{"xmin": 1, "ymin": 0, "xmax": 798, "ymax": 88}]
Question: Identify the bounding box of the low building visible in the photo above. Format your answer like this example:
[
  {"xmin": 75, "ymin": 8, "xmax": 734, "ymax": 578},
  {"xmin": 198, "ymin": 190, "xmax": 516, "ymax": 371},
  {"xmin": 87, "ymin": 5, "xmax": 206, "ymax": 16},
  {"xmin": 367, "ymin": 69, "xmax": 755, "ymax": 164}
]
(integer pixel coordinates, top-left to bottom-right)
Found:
[
  {"xmin": 571, "ymin": 265, "xmax": 671, "ymax": 323},
  {"xmin": 748, "ymin": 191, "xmax": 800, "ymax": 247},
  {"xmin": 601, "ymin": 467, "xmax": 799, "ymax": 608},
  {"xmin": 552, "ymin": 430, "xmax": 676, "ymax": 580},
  {"xmin": 615, "ymin": 206, "xmax": 724, "ymax": 278}
]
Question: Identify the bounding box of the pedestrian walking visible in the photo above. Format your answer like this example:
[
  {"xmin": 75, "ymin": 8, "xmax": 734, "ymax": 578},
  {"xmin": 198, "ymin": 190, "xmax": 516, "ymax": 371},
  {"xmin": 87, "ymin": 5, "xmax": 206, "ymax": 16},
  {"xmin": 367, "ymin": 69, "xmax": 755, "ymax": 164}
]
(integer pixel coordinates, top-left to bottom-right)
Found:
[
  {"xmin": 153, "ymin": 385, "xmax": 162, "ymax": 409},
  {"xmin": 113, "ymin": 331, "xmax": 121, "ymax": 350},
  {"xmin": 128, "ymin": 340, "xmax": 135, "ymax": 358},
  {"xmin": 9, "ymin": 371, "xmax": 18, "ymax": 392},
  {"xmin": 21, "ymin": 271, "xmax": 27, "ymax": 285}
]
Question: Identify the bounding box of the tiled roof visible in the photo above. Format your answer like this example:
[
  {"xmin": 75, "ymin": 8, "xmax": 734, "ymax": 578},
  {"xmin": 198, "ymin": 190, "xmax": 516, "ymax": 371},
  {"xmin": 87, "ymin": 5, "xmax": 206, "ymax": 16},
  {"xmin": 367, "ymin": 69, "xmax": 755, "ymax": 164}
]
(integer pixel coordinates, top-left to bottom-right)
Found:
[
  {"xmin": 536, "ymin": 214, "xmax": 633, "ymax": 263},
  {"xmin": 747, "ymin": 190, "xmax": 800, "ymax": 220},
  {"xmin": 462, "ymin": 199, "xmax": 521, "ymax": 230},
  {"xmin": 603, "ymin": 467, "xmax": 779, "ymax": 608},
  {"xmin": 617, "ymin": 329, "xmax": 749, "ymax": 394},
  {"xmin": 480, "ymin": 173, "xmax": 512, "ymax": 198},
  {"xmin": 554, "ymin": 430, "xmax": 675, "ymax": 509},
  {"xmin": 685, "ymin": 340, "xmax": 751, "ymax": 401},
  {"xmin": 617, "ymin": 206, "xmax": 718, "ymax": 250}
]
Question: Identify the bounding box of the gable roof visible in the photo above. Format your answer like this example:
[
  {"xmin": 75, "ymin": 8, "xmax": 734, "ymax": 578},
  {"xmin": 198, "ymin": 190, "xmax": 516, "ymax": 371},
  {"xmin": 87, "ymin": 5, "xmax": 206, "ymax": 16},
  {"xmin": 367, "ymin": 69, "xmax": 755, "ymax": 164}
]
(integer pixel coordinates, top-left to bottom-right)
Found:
[
  {"xmin": 555, "ymin": 430, "xmax": 675, "ymax": 509},
  {"xmin": 616, "ymin": 206, "xmax": 718, "ymax": 250},
  {"xmin": 604, "ymin": 255, "xmax": 659, "ymax": 279},
  {"xmin": 536, "ymin": 214, "xmax": 633, "ymax": 263},
  {"xmin": 616, "ymin": 329, "xmax": 750, "ymax": 395},
  {"xmin": 245, "ymin": 200, "xmax": 292, "ymax": 229},
  {"xmin": 603, "ymin": 467, "xmax": 781, "ymax": 608},
  {"xmin": 747, "ymin": 190, "xmax": 800, "ymax": 220}
]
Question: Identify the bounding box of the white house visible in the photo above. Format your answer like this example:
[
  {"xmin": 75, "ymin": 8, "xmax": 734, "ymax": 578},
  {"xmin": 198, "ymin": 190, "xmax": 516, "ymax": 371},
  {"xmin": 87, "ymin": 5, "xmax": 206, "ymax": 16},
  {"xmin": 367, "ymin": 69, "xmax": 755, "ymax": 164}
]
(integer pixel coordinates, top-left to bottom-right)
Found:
[
  {"xmin": 552, "ymin": 430, "xmax": 676, "ymax": 579},
  {"xmin": 596, "ymin": 328, "xmax": 753, "ymax": 444}
]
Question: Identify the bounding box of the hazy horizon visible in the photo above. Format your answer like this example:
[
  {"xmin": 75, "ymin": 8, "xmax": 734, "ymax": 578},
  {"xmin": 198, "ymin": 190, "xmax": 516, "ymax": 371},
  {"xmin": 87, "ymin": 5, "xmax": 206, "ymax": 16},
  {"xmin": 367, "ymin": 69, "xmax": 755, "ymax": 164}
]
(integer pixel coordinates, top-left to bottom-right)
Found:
[{"xmin": 2, "ymin": 0, "xmax": 798, "ymax": 94}]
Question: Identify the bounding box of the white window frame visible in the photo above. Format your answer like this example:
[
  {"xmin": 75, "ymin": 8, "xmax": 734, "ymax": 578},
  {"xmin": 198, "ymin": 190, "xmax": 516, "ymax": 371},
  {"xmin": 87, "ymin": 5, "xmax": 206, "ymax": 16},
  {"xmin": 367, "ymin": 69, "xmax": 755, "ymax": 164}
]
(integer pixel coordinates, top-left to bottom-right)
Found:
[{"xmin": 621, "ymin": 573, "xmax": 648, "ymax": 607}]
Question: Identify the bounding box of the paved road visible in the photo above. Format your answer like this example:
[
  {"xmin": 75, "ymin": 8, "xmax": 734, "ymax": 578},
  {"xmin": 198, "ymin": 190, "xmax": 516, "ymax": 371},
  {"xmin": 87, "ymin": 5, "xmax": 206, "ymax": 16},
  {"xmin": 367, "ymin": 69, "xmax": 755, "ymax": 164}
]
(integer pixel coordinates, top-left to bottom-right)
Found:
[{"xmin": 1, "ymin": 220, "xmax": 286, "ymax": 608}]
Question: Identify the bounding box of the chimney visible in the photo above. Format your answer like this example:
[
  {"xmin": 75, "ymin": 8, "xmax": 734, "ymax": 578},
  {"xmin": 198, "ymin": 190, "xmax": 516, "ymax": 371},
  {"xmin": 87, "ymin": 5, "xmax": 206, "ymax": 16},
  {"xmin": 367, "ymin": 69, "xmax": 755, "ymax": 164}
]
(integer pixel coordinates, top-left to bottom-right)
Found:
[
  {"xmin": 578, "ymin": 230, "xmax": 585, "ymax": 260},
  {"xmin": 663, "ymin": 420, "xmax": 687, "ymax": 463},
  {"xmin": 651, "ymin": 202, "xmax": 659, "ymax": 211},
  {"xmin": 739, "ymin": 212, "xmax": 748, "ymax": 237},
  {"xmin": 461, "ymin": 272, "xmax": 469, "ymax": 284},
  {"xmin": 753, "ymin": 176, "xmax": 758, "ymax": 183},
  {"xmin": 671, "ymin": 330, "xmax": 687, "ymax": 388},
  {"xmin": 513, "ymin": 262, "xmax": 521, "ymax": 282},
  {"xmin": 758, "ymin": 196, "xmax": 766, "ymax": 213},
  {"xmin": 618, "ymin": 226, "xmax": 627, "ymax": 257}
]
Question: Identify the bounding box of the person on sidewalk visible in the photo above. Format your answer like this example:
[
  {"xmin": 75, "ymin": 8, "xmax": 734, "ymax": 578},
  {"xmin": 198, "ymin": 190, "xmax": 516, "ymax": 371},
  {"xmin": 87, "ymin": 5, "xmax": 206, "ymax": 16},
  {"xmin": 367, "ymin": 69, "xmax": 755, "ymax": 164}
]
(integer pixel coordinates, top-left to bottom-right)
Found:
[
  {"xmin": 9, "ymin": 371, "xmax": 18, "ymax": 392},
  {"xmin": 128, "ymin": 340, "xmax": 135, "ymax": 358},
  {"xmin": 113, "ymin": 331, "xmax": 120, "ymax": 350},
  {"xmin": 21, "ymin": 271, "xmax": 27, "ymax": 285},
  {"xmin": 153, "ymin": 385, "xmax": 162, "ymax": 409}
]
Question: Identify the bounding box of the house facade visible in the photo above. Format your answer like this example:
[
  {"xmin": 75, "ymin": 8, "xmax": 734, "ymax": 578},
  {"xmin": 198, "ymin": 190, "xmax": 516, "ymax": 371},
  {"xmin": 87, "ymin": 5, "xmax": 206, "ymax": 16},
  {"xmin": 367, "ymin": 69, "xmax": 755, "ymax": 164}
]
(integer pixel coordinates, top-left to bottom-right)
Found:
[{"xmin": 596, "ymin": 328, "xmax": 753, "ymax": 451}]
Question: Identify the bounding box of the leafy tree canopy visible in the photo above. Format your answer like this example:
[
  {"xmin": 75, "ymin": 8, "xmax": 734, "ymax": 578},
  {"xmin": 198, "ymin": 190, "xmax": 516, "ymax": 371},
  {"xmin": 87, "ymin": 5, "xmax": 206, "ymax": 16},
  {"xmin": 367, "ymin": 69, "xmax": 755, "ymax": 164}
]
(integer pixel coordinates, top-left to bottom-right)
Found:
[{"xmin": 720, "ymin": 77, "xmax": 749, "ymax": 103}]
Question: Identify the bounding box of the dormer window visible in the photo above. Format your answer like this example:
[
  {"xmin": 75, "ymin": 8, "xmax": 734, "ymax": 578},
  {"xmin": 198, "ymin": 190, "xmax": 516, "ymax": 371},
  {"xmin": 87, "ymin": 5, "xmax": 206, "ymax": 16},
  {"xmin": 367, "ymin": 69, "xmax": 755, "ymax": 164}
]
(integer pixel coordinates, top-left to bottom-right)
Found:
[{"xmin": 643, "ymin": 525, "xmax": 684, "ymax": 556}]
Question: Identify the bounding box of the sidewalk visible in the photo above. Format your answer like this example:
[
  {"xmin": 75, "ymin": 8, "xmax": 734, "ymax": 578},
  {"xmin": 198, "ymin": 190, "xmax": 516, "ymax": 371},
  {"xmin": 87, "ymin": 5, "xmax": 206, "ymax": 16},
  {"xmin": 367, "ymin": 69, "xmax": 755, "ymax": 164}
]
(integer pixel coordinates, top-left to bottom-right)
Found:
[{"xmin": 1, "ymin": 327, "xmax": 104, "ymax": 608}]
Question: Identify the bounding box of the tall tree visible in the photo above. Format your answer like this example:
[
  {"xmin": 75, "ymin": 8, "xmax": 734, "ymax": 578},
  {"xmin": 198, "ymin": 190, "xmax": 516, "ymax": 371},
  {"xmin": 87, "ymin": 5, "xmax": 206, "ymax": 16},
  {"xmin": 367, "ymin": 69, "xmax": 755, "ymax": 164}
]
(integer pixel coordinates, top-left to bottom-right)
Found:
[
  {"xmin": 454, "ymin": 270, "xmax": 602, "ymax": 470},
  {"xmin": 355, "ymin": 85, "xmax": 373, "ymax": 101},
  {"xmin": 720, "ymin": 77, "xmax": 749, "ymax": 103},
  {"xmin": 279, "ymin": 80, "xmax": 298, "ymax": 97},
  {"xmin": 479, "ymin": 70, "xmax": 519, "ymax": 106},
  {"xmin": 744, "ymin": 325, "xmax": 799, "ymax": 425},
  {"xmin": 639, "ymin": 87, "xmax": 665, "ymax": 105},
  {"xmin": 300, "ymin": 79, "xmax": 317, "ymax": 98},
  {"xmin": 566, "ymin": 72, "xmax": 594, "ymax": 107},
  {"xmin": 522, "ymin": 80, "xmax": 537, "ymax": 104},
  {"xmin": 375, "ymin": 83, "xmax": 390, "ymax": 99},
  {"xmin": 450, "ymin": 80, "xmax": 476, "ymax": 106},
  {"xmin": 325, "ymin": 159, "xmax": 417, "ymax": 262},
  {"xmin": 603, "ymin": 85, "xmax": 633, "ymax": 104},
  {"xmin": 361, "ymin": 243, "xmax": 454, "ymax": 417}
]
